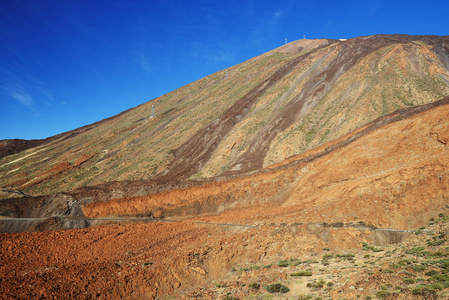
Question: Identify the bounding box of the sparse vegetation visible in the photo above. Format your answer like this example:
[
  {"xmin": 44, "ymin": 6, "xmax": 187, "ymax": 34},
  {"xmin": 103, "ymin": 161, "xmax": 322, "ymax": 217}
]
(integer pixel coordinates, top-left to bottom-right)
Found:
[
  {"xmin": 360, "ymin": 242, "xmax": 383, "ymax": 252},
  {"xmin": 404, "ymin": 278, "xmax": 415, "ymax": 284},
  {"xmin": 264, "ymin": 283, "xmax": 290, "ymax": 293},
  {"xmin": 375, "ymin": 290, "xmax": 391, "ymax": 299},
  {"xmin": 277, "ymin": 260, "xmax": 290, "ymax": 267},
  {"xmin": 291, "ymin": 271, "xmax": 313, "ymax": 276},
  {"xmin": 248, "ymin": 282, "xmax": 260, "ymax": 290}
]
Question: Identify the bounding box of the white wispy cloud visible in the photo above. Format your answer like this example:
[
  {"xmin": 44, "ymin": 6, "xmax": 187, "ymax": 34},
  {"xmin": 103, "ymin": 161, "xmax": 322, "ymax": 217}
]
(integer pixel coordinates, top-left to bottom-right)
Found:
[
  {"xmin": 3, "ymin": 83, "xmax": 33, "ymax": 109},
  {"xmin": 1, "ymin": 79, "xmax": 41, "ymax": 117}
]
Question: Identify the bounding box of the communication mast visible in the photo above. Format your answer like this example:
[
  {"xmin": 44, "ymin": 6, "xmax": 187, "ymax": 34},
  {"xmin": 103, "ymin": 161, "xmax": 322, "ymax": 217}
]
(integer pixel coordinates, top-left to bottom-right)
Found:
[{"xmin": 150, "ymin": 100, "xmax": 157, "ymax": 119}]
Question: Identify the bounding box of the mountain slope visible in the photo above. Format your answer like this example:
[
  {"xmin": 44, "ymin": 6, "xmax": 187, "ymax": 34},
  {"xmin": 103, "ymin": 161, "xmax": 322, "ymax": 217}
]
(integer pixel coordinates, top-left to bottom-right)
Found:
[
  {"xmin": 76, "ymin": 96, "xmax": 449, "ymax": 231},
  {"xmin": 1, "ymin": 34, "xmax": 449, "ymax": 198}
]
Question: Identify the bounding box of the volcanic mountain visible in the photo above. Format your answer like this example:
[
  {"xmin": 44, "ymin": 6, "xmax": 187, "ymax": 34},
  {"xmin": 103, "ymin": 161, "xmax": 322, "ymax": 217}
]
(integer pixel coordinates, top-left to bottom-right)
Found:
[
  {"xmin": 1, "ymin": 34, "xmax": 449, "ymax": 199},
  {"xmin": 1, "ymin": 34, "xmax": 449, "ymax": 299}
]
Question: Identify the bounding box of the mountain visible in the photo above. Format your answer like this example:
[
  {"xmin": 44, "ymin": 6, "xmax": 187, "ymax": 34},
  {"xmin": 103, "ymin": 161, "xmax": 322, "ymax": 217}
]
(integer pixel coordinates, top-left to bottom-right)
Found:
[
  {"xmin": 1, "ymin": 34, "xmax": 448, "ymax": 199},
  {"xmin": 1, "ymin": 34, "xmax": 449, "ymax": 299}
]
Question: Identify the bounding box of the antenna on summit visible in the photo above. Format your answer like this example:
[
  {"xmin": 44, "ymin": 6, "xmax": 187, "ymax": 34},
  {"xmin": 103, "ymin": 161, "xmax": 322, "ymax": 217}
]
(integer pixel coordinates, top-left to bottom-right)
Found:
[
  {"xmin": 285, "ymin": 38, "xmax": 287, "ymax": 44},
  {"xmin": 150, "ymin": 103, "xmax": 155, "ymax": 119}
]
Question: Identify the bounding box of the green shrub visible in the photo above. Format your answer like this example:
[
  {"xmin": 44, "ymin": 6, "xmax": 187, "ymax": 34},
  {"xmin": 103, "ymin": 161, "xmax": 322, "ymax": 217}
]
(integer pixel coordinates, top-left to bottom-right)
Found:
[
  {"xmin": 307, "ymin": 279, "xmax": 326, "ymax": 289},
  {"xmin": 277, "ymin": 260, "xmax": 289, "ymax": 267},
  {"xmin": 291, "ymin": 271, "xmax": 312, "ymax": 276},
  {"xmin": 412, "ymin": 265, "xmax": 427, "ymax": 272},
  {"xmin": 336, "ymin": 253, "xmax": 355, "ymax": 258},
  {"xmin": 430, "ymin": 273, "xmax": 449, "ymax": 283},
  {"xmin": 249, "ymin": 282, "xmax": 260, "ymax": 290},
  {"xmin": 404, "ymin": 278, "xmax": 415, "ymax": 284},
  {"xmin": 264, "ymin": 283, "xmax": 290, "ymax": 293},
  {"xmin": 262, "ymin": 264, "xmax": 272, "ymax": 269},
  {"xmin": 425, "ymin": 270, "xmax": 438, "ymax": 276},
  {"xmin": 289, "ymin": 258, "xmax": 302, "ymax": 266},
  {"xmin": 412, "ymin": 283, "xmax": 443, "ymax": 297},
  {"xmin": 375, "ymin": 290, "xmax": 391, "ymax": 299},
  {"xmin": 397, "ymin": 258, "xmax": 417, "ymax": 265},
  {"xmin": 406, "ymin": 246, "xmax": 426, "ymax": 256},
  {"xmin": 427, "ymin": 239, "xmax": 446, "ymax": 246},
  {"xmin": 250, "ymin": 265, "xmax": 260, "ymax": 270},
  {"xmin": 360, "ymin": 242, "xmax": 383, "ymax": 252}
]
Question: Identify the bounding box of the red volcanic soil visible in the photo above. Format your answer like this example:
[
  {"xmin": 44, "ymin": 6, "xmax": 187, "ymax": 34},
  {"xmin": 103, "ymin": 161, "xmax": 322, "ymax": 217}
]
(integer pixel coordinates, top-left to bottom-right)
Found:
[
  {"xmin": 0, "ymin": 221, "xmax": 210, "ymax": 299},
  {"xmin": 0, "ymin": 215, "xmax": 374, "ymax": 299}
]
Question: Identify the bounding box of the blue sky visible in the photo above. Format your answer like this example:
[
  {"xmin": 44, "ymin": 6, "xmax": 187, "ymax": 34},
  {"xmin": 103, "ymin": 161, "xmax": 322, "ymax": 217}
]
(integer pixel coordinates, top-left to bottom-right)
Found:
[{"xmin": 1, "ymin": 0, "xmax": 448, "ymax": 140}]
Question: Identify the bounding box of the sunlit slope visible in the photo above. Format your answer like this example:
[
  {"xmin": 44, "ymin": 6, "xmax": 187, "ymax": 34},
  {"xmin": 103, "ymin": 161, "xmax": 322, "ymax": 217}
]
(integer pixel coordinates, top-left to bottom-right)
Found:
[
  {"xmin": 1, "ymin": 35, "xmax": 448, "ymax": 198},
  {"xmin": 0, "ymin": 39, "xmax": 329, "ymax": 197},
  {"xmin": 195, "ymin": 35, "xmax": 449, "ymax": 177}
]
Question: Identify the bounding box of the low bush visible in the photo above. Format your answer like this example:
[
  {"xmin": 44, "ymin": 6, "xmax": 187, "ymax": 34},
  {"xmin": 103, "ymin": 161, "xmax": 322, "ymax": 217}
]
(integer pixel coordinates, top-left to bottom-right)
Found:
[
  {"xmin": 412, "ymin": 283, "xmax": 443, "ymax": 297},
  {"xmin": 404, "ymin": 278, "xmax": 415, "ymax": 284},
  {"xmin": 291, "ymin": 271, "xmax": 312, "ymax": 276},
  {"xmin": 360, "ymin": 242, "xmax": 383, "ymax": 252},
  {"xmin": 277, "ymin": 260, "xmax": 289, "ymax": 267},
  {"xmin": 411, "ymin": 265, "xmax": 427, "ymax": 272},
  {"xmin": 375, "ymin": 290, "xmax": 391, "ymax": 299},
  {"xmin": 306, "ymin": 279, "xmax": 326, "ymax": 289},
  {"xmin": 264, "ymin": 283, "xmax": 290, "ymax": 293},
  {"xmin": 248, "ymin": 282, "xmax": 260, "ymax": 290},
  {"xmin": 425, "ymin": 270, "xmax": 438, "ymax": 276}
]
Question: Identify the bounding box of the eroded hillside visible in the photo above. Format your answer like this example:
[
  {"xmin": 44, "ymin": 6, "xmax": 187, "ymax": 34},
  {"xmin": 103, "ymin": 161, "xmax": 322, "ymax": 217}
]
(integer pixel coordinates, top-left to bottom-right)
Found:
[
  {"xmin": 1, "ymin": 35, "xmax": 448, "ymax": 198},
  {"xmin": 72, "ymin": 97, "xmax": 449, "ymax": 231}
]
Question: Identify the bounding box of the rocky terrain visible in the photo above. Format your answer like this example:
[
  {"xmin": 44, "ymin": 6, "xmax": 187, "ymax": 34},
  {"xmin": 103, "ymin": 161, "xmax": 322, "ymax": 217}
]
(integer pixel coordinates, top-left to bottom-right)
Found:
[{"xmin": 1, "ymin": 34, "xmax": 449, "ymax": 299}]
